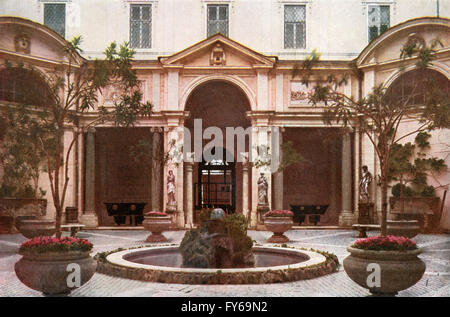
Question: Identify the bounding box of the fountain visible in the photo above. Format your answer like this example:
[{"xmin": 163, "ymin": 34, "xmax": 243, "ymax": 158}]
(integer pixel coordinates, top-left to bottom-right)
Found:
[{"xmin": 96, "ymin": 209, "xmax": 339, "ymax": 284}]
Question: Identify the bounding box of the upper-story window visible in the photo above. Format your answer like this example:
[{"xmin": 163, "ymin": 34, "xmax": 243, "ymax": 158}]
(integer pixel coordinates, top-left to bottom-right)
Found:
[
  {"xmin": 284, "ymin": 5, "xmax": 306, "ymax": 49},
  {"xmin": 44, "ymin": 3, "xmax": 66, "ymax": 38},
  {"xmin": 207, "ymin": 4, "xmax": 229, "ymax": 37},
  {"xmin": 130, "ymin": 4, "xmax": 152, "ymax": 49},
  {"xmin": 368, "ymin": 5, "xmax": 390, "ymax": 42}
]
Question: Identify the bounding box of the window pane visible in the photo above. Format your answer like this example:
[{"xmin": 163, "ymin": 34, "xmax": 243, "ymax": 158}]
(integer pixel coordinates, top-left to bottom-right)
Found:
[
  {"xmin": 219, "ymin": 6, "xmax": 228, "ymax": 20},
  {"xmin": 285, "ymin": 5, "xmax": 305, "ymax": 23},
  {"xmin": 142, "ymin": 22, "xmax": 151, "ymax": 47},
  {"xmin": 208, "ymin": 6, "xmax": 217, "ymax": 21},
  {"xmin": 131, "ymin": 6, "xmax": 140, "ymax": 21},
  {"xmin": 368, "ymin": 5, "xmax": 390, "ymax": 41},
  {"xmin": 130, "ymin": 21, "xmax": 140, "ymax": 48},
  {"xmin": 207, "ymin": 5, "xmax": 228, "ymax": 37},
  {"xmin": 44, "ymin": 3, "xmax": 66, "ymax": 38},
  {"xmin": 284, "ymin": 23, "xmax": 294, "ymax": 48},
  {"xmin": 380, "ymin": 6, "xmax": 390, "ymax": 26},
  {"xmin": 284, "ymin": 5, "xmax": 305, "ymax": 48},
  {"xmin": 142, "ymin": 6, "xmax": 151, "ymax": 21},
  {"xmin": 130, "ymin": 5, "xmax": 151, "ymax": 48}
]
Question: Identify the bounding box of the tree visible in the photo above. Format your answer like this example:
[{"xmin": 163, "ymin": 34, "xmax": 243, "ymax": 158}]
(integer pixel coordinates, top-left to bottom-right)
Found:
[
  {"xmin": 389, "ymin": 131, "xmax": 447, "ymax": 199},
  {"xmin": 300, "ymin": 39, "xmax": 449, "ymax": 235},
  {"xmin": 2, "ymin": 36, "xmax": 152, "ymax": 237}
]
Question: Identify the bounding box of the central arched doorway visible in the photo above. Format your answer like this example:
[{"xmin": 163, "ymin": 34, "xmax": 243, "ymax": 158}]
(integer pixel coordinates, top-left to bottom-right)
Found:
[{"xmin": 185, "ymin": 80, "xmax": 251, "ymax": 216}]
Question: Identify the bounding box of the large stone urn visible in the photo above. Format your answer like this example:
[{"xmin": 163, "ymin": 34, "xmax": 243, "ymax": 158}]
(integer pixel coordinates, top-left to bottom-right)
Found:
[
  {"xmin": 143, "ymin": 212, "xmax": 172, "ymax": 242},
  {"xmin": 343, "ymin": 246, "xmax": 425, "ymax": 296},
  {"xmin": 15, "ymin": 250, "xmax": 97, "ymax": 295},
  {"xmin": 386, "ymin": 220, "xmax": 420, "ymax": 238},
  {"xmin": 264, "ymin": 216, "xmax": 293, "ymax": 243},
  {"xmin": 19, "ymin": 218, "xmax": 56, "ymax": 239}
]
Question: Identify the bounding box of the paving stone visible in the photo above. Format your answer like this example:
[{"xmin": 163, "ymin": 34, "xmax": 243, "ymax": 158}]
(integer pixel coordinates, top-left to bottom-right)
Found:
[{"xmin": 1, "ymin": 229, "xmax": 448, "ymax": 297}]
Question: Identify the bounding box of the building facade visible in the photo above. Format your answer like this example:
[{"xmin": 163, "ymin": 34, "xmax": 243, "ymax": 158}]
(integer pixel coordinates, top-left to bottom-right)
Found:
[{"xmin": 0, "ymin": 0, "xmax": 449, "ymax": 229}]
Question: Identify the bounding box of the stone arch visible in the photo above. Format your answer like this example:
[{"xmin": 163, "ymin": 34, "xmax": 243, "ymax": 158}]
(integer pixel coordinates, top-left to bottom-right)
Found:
[
  {"xmin": 180, "ymin": 74, "xmax": 256, "ymax": 112},
  {"xmin": 0, "ymin": 66, "xmax": 55, "ymax": 107}
]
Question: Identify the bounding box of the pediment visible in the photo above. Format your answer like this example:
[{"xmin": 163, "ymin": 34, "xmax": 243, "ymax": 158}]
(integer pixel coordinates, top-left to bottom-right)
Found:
[
  {"xmin": 0, "ymin": 16, "xmax": 83, "ymax": 65},
  {"xmin": 357, "ymin": 17, "xmax": 450, "ymax": 67},
  {"xmin": 159, "ymin": 34, "xmax": 276, "ymax": 69}
]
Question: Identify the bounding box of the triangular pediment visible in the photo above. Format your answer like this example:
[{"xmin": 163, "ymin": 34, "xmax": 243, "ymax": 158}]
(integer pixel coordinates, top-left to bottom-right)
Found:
[{"xmin": 159, "ymin": 34, "xmax": 277, "ymax": 69}]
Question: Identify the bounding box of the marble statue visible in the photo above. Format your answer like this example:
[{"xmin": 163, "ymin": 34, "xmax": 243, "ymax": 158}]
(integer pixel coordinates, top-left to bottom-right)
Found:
[{"xmin": 359, "ymin": 165, "xmax": 373, "ymax": 203}]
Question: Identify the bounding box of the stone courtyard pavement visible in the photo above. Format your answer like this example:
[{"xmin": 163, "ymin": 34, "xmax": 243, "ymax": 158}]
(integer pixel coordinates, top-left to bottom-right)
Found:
[{"xmin": 0, "ymin": 229, "xmax": 449, "ymax": 297}]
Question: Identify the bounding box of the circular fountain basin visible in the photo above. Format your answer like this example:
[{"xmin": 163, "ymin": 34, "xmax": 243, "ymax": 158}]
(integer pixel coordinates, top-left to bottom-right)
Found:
[{"xmin": 99, "ymin": 246, "xmax": 338, "ymax": 284}]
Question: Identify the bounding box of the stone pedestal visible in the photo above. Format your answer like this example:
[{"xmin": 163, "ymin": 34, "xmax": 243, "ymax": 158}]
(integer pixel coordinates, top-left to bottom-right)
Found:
[
  {"xmin": 358, "ymin": 203, "xmax": 374, "ymax": 224},
  {"xmin": 79, "ymin": 213, "xmax": 99, "ymax": 228},
  {"xmin": 185, "ymin": 161, "xmax": 194, "ymax": 228}
]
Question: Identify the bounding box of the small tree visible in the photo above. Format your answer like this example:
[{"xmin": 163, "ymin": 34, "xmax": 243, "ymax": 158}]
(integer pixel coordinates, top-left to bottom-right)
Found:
[
  {"xmin": 0, "ymin": 104, "xmax": 47, "ymax": 199},
  {"xmin": 3, "ymin": 36, "xmax": 152, "ymax": 237},
  {"xmin": 389, "ymin": 131, "xmax": 447, "ymax": 198},
  {"xmin": 300, "ymin": 39, "xmax": 449, "ymax": 235}
]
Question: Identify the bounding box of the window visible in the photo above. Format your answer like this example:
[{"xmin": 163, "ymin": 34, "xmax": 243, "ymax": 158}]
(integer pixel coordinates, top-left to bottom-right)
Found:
[
  {"xmin": 207, "ymin": 4, "xmax": 229, "ymax": 37},
  {"xmin": 368, "ymin": 5, "xmax": 390, "ymax": 42},
  {"xmin": 284, "ymin": 5, "xmax": 306, "ymax": 49},
  {"xmin": 44, "ymin": 3, "xmax": 66, "ymax": 38},
  {"xmin": 130, "ymin": 4, "xmax": 152, "ymax": 49}
]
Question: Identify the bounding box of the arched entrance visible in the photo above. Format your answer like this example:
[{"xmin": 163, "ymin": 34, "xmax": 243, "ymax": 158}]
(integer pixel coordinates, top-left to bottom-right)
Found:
[{"xmin": 185, "ymin": 80, "xmax": 251, "ymax": 216}]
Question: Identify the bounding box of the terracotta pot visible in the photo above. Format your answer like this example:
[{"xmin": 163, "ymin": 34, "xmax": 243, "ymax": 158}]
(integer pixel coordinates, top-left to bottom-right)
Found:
[
  {"xmin": 264, "ymin": 216, "xmax": 293, "ymax": 243},
  {"xmin": 387, "ymin": 220, "xmax": 420, "ymax": 238},
  {"xmin": 143, "ymin": 215, "xmax": 172, "ymax": 242},
  {"xmin": 19, "ymin": 218, "xmax": 56, "ymax": 239},
  {"xmin": 0, "ymin": 216, "xmax": 15, "ymax": 234},
  {"xmin": 343, "ymin": 246, "xmax": 425, "ymax": 296},
  {"xmin": 15, "ymin": 250, "xmax": 97, "ymax": 295}
]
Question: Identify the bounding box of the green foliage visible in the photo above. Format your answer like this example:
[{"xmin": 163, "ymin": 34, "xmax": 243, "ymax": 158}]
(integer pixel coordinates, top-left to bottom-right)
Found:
[
  {"xmin": 0, "ymin": 104, "xmax": 51, "ymax": 198},
  {"xmin": 2, "ymin": 35, "xmax": 154, "ymax": 237},
  {"xmin": 180, "ymin": 213, "xmax": 254, "ymax": 268},
  {"xmin": 277, "ymin": 141, "xmax": 304, "ymax": 172},
  {"xmin": 388, "ymin": 132, "xmax": 446, "ymax": 197}
]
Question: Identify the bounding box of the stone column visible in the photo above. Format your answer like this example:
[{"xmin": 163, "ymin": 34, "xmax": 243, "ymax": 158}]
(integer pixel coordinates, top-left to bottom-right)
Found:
[
  {"xmin": 151, "ymin": 128, "xmax": 163, "ymax": 211},
  {"xmin": 241, "ymin": 153, "xmax": 250, "ymax": 221},
  {"xmin": 185, "ymin": 158, "xmax": 194, "ymax": 228},
  {"xmin": 272, "ymin": 127, "xmax": 283, "ymax": 210},
  {"xmin": 339, "ymin": 132, "xmax": 353, "ymax": 227},
  {"xmin": 79, "ymin": 129, "xmax": 98, "ymax": 228}
]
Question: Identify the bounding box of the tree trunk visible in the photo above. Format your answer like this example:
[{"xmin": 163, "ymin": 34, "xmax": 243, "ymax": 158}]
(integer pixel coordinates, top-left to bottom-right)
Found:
[{"xmin": 380, "ymin": 178, "xmax": 388, "ymax": 236}]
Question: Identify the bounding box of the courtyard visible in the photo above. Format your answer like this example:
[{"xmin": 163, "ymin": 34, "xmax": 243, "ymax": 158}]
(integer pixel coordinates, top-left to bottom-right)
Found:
[{"xmin": 1, "ymin": 228, "xmax": 449, "ymax": 297}]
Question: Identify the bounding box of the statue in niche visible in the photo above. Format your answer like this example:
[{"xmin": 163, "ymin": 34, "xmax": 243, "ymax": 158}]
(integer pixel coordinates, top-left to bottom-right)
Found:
[
  {"xmin": 359, "ymin": 165, "xmax": 373, "ymax": 203},
  {"xmin": 166, "ymin": 170, "xmax": 177, "ymax": 211},
  {"xmin": 14, "ymin": 33, "xmax": 30, "ymax": 54},
  {"xmin": 257, "ymin": 173, "xmax": 268, "ymax": 206},
  {"xmin": 210, "ymin": 43, "xmax": 226, "ymax": 66}
]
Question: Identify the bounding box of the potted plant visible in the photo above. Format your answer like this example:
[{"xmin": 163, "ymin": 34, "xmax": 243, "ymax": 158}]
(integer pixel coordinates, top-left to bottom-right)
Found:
[
  {"xmin": 0, "ymin": 109, "xmax": 50, "ymax": 235},
  {"xmin": 263, "ymin": 210, "xmax": 294, "ymax": 243},
  {"xmin": 2, "ymin": 36, "xmax": 152, "ymax": 238},
  {"xmin": 388, "ymin": 132, "xmax": 446, "ymax": 234},
  {"xmin": 143, "ymin": 211, "xmax": 172, "ymax": 242},
  {"xmin": 14, "ymin": 236, "xmax": 97, "ymax": 295},
  {"xmin": 343, "ymin": 236, "xmax": 425, "ymax": 296}
]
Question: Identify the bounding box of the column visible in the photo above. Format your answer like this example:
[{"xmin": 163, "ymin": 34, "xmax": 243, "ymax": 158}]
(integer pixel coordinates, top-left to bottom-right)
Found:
[
  {"xmin": 185, "ymin": 158, "xmax": 194, "ymax": 228},
  {"xmin": 339, "ymin": 132, "xmax": 353, "ymax": 227},
  {"xmin": 151, "ymin": 128, "xmax": 163, "ymax": 211},
  {"xmin": 241, "ymin": 153, "xmax": 250, "ymax": 220},
  {"xmin": 79, "ymin": 129, "xmax": 98, "ymax": 228},
  {"xmin": 272, "ymin": 127, "xmax": 283, "ymax": 210}
]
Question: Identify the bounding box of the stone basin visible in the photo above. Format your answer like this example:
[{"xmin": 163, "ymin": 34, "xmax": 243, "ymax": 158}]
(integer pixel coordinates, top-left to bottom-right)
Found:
[{"xmin": 99, "ymin": 245, "xmax": 338, "ymax": 284}]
